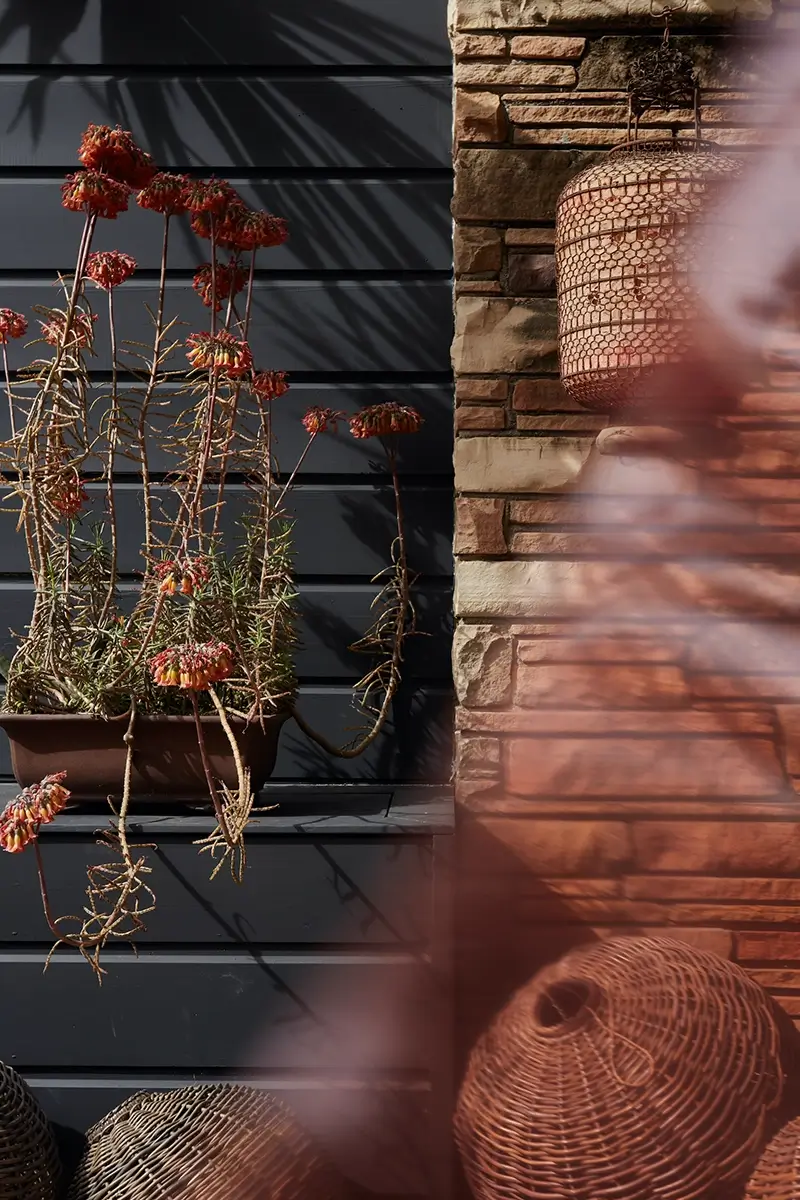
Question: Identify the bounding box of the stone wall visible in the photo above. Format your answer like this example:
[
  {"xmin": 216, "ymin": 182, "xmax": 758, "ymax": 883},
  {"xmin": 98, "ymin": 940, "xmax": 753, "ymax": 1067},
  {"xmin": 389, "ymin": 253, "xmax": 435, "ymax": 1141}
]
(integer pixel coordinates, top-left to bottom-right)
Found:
[{"xmin": 449, "ymin": 0, "xmax": 800, "ymax": 1047}]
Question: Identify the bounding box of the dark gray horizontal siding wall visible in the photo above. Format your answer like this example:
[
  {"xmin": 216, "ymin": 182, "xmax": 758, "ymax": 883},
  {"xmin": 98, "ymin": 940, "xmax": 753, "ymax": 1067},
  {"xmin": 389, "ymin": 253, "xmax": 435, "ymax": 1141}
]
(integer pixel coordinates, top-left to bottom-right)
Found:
[
  {"xmin": 0, "ymin": 6, "xmax": 455, "ymax": 1192},
  {"xmin": 0, "ymin": 0, "xmax": 455, "ymax": 785}
]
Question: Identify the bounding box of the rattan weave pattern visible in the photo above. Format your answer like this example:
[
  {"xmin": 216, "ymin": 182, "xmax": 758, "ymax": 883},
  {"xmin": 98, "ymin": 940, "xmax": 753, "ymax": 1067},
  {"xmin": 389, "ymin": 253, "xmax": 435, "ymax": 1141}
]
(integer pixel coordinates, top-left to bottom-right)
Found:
[
  {"xmin": 67, "ymin": 1084, "xmax": 348, "ymax": 1200},
  {"xmin": 746, "ymin": 1116, "xmax": 800, "ymax": 1200},
  {"xmin": 555, "ymin": 140, "xmax": 742, "ymax": 413},
  {"xmin": 455, "ymin": 936, "xmax": 790, "ymax": 1200},
  {"xmin": 0, "ymin": 1059, "xmax": 60, "ymax": 1200}
]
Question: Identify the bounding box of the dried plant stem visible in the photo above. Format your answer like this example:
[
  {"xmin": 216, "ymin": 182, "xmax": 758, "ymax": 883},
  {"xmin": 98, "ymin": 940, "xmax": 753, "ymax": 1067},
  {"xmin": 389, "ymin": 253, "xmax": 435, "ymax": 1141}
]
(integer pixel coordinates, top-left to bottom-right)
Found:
[
  {"xmin": 2, "ymin": 344, "xmax": 16, "ymax": 440},
  {"xmin": 190, "ymin": 690, "xmax": 234, "ymax": 846},
  {"xmin": 99, "ymin": 288, "xmax": 120, "ymax": 626},
  {"xmin": 137, "ymin": 214, "xmax": 171, "ymax": 561},
  {"xmin": 207, "ymin": 684, "xmax": 249, "ymax": 807}
]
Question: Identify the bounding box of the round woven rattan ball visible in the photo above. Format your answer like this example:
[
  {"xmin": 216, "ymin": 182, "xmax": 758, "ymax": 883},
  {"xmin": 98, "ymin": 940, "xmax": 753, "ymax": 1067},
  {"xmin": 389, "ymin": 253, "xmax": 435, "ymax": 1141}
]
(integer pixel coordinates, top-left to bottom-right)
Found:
[
  {"xmin": 455, "ymin": 935, "xmax": 792, "ymax": 1200},
  {"xmin": 67, "ymin": 1084, "xmax": 347, "ymax": 1200},
  {"xmin": 0, "ymin": 1059, "xmax": 60, "ymax": 1200},
  {"xmin": 746, "ymin": 1117, "xmax": 800, "ymax": 1200}
]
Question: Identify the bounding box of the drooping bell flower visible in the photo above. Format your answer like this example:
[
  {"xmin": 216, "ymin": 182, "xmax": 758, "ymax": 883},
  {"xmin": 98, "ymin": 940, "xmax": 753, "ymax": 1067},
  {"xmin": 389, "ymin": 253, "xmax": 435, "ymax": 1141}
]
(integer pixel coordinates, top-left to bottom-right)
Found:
[
  {"xmin": 49, "ymin": 468, "xmax": 88, "ymax": 519},
  {"xmin": 154, "ymin": 556, "xmax": 210, "ymax": 597},
  {"xmin": 0, "ymin": 308, "xmax": 27, "ymax": 344},
  {"xmin": 183, "ymin": 178, "xmax": 240, "ymax": 217},
  {"xmin": 137, "ymin": 172, "xmax": 191, "ymax": 217},
  {"xmin": 149, "ymin": 640, "xmax": 234, "ymax": 690},
  {"xmin": 0, "ymin": 772, "xmax": 70, "ymax": 853},
  {"xmin": 302, "ymin": 407, "xmax": 344, "ymax": 435},
  {"xmin": 77, "ymin": 123, "xmax": 157, "ymax": 188},
  {"xmin": 349, "ymin": 403, "xmax": 423, "ymax": 439},
  {"xmin": 85, "ymin": 250, "xmax": 137, "ymax": 290},
  {"xmin": 40, "ymin": 309, "xmax": 97, "ymax": 350},
  {"xmin": 220, "ymin": 207, "xmax": 289, "ymax": 252},
  {"xmin": 186, "ymin": 330, "xmax": 254, "ymax": 379},
  {"xmin": 62, "ymin": 170, "xmax": 131, "ymax": 220},
  {"xmin": 251, "ymin": 371, "xmax": 289, "ymax": 401},
  {"xmin": 192, "ymin": 258, "xmax": 246, "ymax": 312}
]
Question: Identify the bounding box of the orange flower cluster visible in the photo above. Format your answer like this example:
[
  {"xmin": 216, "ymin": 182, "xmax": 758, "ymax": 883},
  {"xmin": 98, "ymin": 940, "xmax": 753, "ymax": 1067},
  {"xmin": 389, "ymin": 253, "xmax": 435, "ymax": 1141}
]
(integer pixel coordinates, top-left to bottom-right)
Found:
[
  {"xmin": 40, "ymin": 309, "xmax": 97, "ymax": 350},
  {"xmin": 49, "ymin": 467, "xmax": 88, "ymax": 519},
  {"xmin": 184, "ymin": 177, "xmax": 238, "ymax": 217},
  {"xmin": 302, "ymin": 407, "xmax": 344, "ymax": 435},
  {"xmin": 149, "ymin": 641, "xmax": 233, "ymax": 690},
  {"xmin": 0, "ymin": 308, "xmax": 27, "ymax": 344},
  {"xmin": 192, "ymin": 259, "xmax": 246, "ymax": 312},
  {"xmin": 78, "ymin": 124, "xmax": 157, "ymax": 189},
  {"xmin": 251, "ymin": 371, "xmax": 289, "ymax": 400},
  {"xmin": 222, "ymin": 208, "xmax": 288, "ymax": 252},
  {"xmin": 154, "ymin": 556, "xmax": 210, "ymax": 597},
  {"xmin": 0, "ymin": 772, "xmax": 70, "ymax": 854},
  {"xmin": 136, "ymin": 172, "xmax": 190, "ymax": 217},
  {"xmin": 349, "ymin": 403, "xmax": 424, "ymax": 439},
  {"xmin": 62, "ymin": 169, "xmax": 131, "ymax": 220},
  {"xmin": 86, "ymin": 250, "xmax": 136, "ymax": 290},
  {"xmin": 186, "ymin": 331, "xmax": 254, "ymax": 378}
]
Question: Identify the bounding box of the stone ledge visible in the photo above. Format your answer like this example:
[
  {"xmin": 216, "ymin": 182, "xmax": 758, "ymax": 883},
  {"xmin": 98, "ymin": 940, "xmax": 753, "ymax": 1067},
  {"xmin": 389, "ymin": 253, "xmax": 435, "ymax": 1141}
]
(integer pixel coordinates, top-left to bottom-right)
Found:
[{"xmin": 449, "ymin": 0, "xmax": 772, "ymax": 31}]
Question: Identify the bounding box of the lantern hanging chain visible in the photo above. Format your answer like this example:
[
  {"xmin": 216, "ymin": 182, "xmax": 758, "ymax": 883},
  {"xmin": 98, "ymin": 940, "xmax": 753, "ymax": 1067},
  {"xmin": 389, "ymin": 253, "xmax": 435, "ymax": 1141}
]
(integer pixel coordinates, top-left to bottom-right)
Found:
[{"xmin": 628, "ymin": 0, "xmax": 699, "ymax": 144}]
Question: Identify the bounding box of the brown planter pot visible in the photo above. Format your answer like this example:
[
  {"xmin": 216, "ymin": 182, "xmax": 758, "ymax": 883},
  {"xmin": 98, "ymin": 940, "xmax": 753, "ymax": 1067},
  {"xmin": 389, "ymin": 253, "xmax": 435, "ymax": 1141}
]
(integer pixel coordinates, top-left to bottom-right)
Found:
[{"xmin": 0, "ymin": 711, "xmax": 288, "ymax": 798}]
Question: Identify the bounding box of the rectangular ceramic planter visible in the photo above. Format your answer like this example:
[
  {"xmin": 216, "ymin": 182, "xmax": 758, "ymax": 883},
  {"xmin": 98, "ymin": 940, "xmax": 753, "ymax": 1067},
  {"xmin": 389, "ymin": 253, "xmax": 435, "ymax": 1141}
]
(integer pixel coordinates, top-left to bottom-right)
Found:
[{"xmin": 0, "ymin": 711, "xmax": 288, "ymax": 797}]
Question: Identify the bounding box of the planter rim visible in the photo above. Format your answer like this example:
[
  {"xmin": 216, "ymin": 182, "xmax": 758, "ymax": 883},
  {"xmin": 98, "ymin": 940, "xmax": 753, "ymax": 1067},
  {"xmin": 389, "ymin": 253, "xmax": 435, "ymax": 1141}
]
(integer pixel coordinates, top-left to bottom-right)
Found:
[{"xmin": 0, "ymin": 710, "xmax": 289, "ymax": 725}]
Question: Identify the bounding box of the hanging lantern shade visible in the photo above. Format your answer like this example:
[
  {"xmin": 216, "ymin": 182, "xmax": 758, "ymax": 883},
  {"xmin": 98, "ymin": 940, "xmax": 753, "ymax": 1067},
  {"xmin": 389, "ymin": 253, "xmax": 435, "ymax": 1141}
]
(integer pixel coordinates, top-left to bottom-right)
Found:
[
  {"xmin": 746, "ymin": 1116, "xmax": 800, "ymax": 1200},
  {"xmin": 67, "ymin": 1084, "xmax": 347, "ymax": 1200},
  {"xmin": 555, "ymin": 140, "xmax": 742, "ymax": 413},
  {"xmin": 455, "ymin": 936, "xmax": 795, "ymax": 1200},
  {"xmin": 0, "ymin": 1060, "xmax": 61, "ymax": 1200}
]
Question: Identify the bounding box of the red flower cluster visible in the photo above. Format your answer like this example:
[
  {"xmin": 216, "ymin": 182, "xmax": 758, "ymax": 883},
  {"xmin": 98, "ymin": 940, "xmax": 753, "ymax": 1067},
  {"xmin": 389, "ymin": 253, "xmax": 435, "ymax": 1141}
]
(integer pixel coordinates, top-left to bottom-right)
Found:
[
  {"xmin": 349, "ymin": 403, "xmax": 423, "ymax": 439},
  {"xmin": 78, "ymin": 124, "xmax": 157, "ymax": 189},
  {"xmin": 0, "ymin": 308, "xmax": 27, "ymax": 344},
  {"xmin": 184, "ymin": 177, "xmax": 239, "ymax": 217},
  {"xmin": 192, "ymin": 258, "xmax": 246, "ymax": 312},
  {"xmin": 62, "ymin": 170, "xmax": 131, "ymax": 220},
  {"xmin": 154, "ymin": 556, "xmax": 210, "ymax": 597},
  {"xmin": 86, "ymin": 250, "xmax": 136, "ymax": 290},
  {"xmin": 186, "ymin": 331, "xmax": 254, "ymax": 379},
  {"xmin": 40, "ymin": 309, "xmax": 97, "ymax": 350},
  {"xmin": 0, "ymin": 773, "xmax": 70, "ymax": 854},
  {"xmin": 302, "ymin": 407, "xmax": 344, "ymax": 435},
  {"xmin": 221, "ymin": 208, "xmax": 288, "ymax": 252},
  {"xmin": 137, "ymin": 172, "xmax": 191, "ymax": 217},
  {"xmin": 149, "ymin": 641, "xmax": 233, "ymax": 690},
  {"xmin": 50, "ymin": 468, "xmax": 88, "ymax": 519},
  {"xmin": 251, "ymin": 371, "xmax": 289, "ymax": 401}
]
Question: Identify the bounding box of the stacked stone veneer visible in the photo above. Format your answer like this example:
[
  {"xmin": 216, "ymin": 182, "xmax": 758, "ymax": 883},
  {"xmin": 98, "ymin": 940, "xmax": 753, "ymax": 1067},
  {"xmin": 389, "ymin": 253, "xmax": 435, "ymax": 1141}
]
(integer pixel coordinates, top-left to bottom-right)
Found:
[{"xmin": 449, "ymin": 0, "xmax": 800, "ymax": 1044}]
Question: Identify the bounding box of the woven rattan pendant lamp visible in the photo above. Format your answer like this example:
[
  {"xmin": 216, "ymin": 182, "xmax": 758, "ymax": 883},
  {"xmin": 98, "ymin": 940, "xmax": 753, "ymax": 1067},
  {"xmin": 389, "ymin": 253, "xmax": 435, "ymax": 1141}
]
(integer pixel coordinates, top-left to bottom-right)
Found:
[
  {"xmin": 0, "ymin": 1059, "xmax": 60, "ymax": 1200},
  {"xmin": 455, "ymin": 936, "xmax": 795, "ymax": 1200},
  {"xmin": 555, "ymin": 0, "xmax": 742, "ymax": 416}
]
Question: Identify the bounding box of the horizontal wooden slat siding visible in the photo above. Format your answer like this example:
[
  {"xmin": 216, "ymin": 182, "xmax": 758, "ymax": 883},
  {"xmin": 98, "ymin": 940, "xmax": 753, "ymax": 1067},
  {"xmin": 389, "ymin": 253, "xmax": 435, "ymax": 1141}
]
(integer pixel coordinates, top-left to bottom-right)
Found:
[
  {"xmin": 0, "ymin": 583, "xmax": 453, "ymax": 680},
  {"xmin": 0, "ymin": 837, "xmax": 433, "ymax": 944},
  {"xmin": 0, "ymin": 484, "xmax": 453, "ymax": 576},
  {"xmin": 0, "ymin": 76, "xmax": 451, "ymax": 169},
  {"xmin": 0, "ymin": 955, "xmax": 445, "ymax": 1070},
  {"xmin": 0, "ymin": 280, "xmax": 451, "ymax": 374},
  {"xmin": 0, "ymin": 0, "xmax": 450, "ymax": 68},
  {"xmin": 31, "ymin": 1079, "xmax": 432, "ymax": 1194},
  {"xmin": 0, "ymin": 689, "xmax": 454, "ymax": 782},
  {"xmin": 0, "ymin": 179, "xmax": 452, "ymax": 271},
  {"xmin": 0, "ymin": 385, "xmax": 454, "ymax": 477}
]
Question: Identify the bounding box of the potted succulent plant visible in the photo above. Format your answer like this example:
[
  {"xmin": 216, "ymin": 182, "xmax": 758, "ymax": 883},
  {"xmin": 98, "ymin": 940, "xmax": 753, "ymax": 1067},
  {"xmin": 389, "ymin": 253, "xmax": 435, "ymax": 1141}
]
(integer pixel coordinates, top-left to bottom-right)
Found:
[{"xmin": 0, "ymin": 124, "xmax": 423, "ymax": 974}]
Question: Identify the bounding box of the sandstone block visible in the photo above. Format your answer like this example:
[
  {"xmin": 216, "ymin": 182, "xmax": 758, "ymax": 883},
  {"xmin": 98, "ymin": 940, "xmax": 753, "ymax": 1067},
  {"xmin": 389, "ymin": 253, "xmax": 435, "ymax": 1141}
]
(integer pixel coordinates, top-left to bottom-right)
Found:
[
  {"xmin": 456, "ymin": 405, "xmax": 506, "ymax": 431},
  {"xmin": 505, "ymin": 227, "xmax": 555, "ymax": 247},
  {"xmin": 455, "ymin": 496, "xmax": 507, "ymax": 555},
  {"xmin": 454, "ymin": 33, "xmax": 507, "ymax": 58},
  {"xmin": 510, "ymin": 35, "xmax": 585, "ymax": 58},
  {"xmin": 462, "ymin": 816, "xmax": 631, "ymax": 875},
  {"xmin": 457, "ymin": 708, "xmax": 773, "ymax": 735},
  {"xmin": 516, "ymin": 414, "xmax": 607, "ymax": 431},
  {"xmin": 518, "ymin": 638, "xmax": 679, "ymax": 663},
  {"xmin": 634, "ymin": 821, "xmax": 800, "ymax": 873},
  {"xmin": 453, "ymin": 623, "xmax": 512, "ymax": 706},
  {"xmin": 454, "ymin": 433, "xmax": 594, "ymax": 492},
  {"xmin": 738, "ymin": 931, "xmax": 800, "ymax": 962},
  {"xmin": 508, "ymin": 736, "xmax": 784, "ymax": 797},
  {"xmin": 449, "ymin": 0, "xmax": 771, "ymax": 30},
  {"xmin": 456, "ymin": 377, "xmax": 509, "ymax": 401},
  {"xmin": 455, "ymin": 92, "xmax": 507, "ymax": 144},
  {"xmin": 626, "ymin": 876, "xmax": 800, "ymax": 902},
  {"xmin": 514, "ymin": 128, "xmax": 631, "ymax": 147},
  {"xmin": 456, "ymin": 62, "xmax": 576, "ymax": 87},
  {"xmin": 454, "ymin": 225, "xmax": 503, "ymax": 275},
  {"xmin": 515, "ymin": 661, "xmax": 689, "ymax": 707},
  {"xmin": 513, "ymin": 378, "xmax": 575, "ymax": 410},
  {"xmin": 453, "ymin": 148, "xmax": 601, "ymax": 222},
  {"xmin": 452, "ymin": 296, "xmax": 559, "ymax": 373},
  {"xmin": 457, "ymin": 736, "xmax": 502, "ymax": 778},
  {"xmin": 457, "ymin": 280, "xmax": 503, "ymax": 294},
  {"xmin": 507, "ymin": 252, "xmax": 556, "ymax": 293}
]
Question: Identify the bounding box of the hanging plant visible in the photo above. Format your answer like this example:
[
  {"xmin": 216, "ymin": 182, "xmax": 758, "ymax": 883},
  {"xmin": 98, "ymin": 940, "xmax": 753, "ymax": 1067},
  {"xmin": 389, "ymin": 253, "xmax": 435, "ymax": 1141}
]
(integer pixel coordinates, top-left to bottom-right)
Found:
[{"xmin": 0, "ymin": 124, "xmax": 423, "ymax": 978}]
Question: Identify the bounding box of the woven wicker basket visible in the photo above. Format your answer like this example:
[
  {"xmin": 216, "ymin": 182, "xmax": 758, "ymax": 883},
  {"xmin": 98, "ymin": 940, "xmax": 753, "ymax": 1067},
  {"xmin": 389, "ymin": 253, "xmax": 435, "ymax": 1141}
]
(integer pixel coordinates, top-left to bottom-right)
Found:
[
  {"xmin": 455, "ymin": 936, "xmax": 793, "ymax": 1200},
  {"xmin": 555, "ymin": 139, "xmax": 742, "ymax": 413},
  {"xmin": 0, "ymin": 1059, "xmax": 60, "ymax": 1200},
  {"xmin": 67, "ymin": 1084, "xmax": 347, "ymax": 1200},
  {"xmin": 746, "ymin": 1116, "xmax": 800, "ymax": 1200}
]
